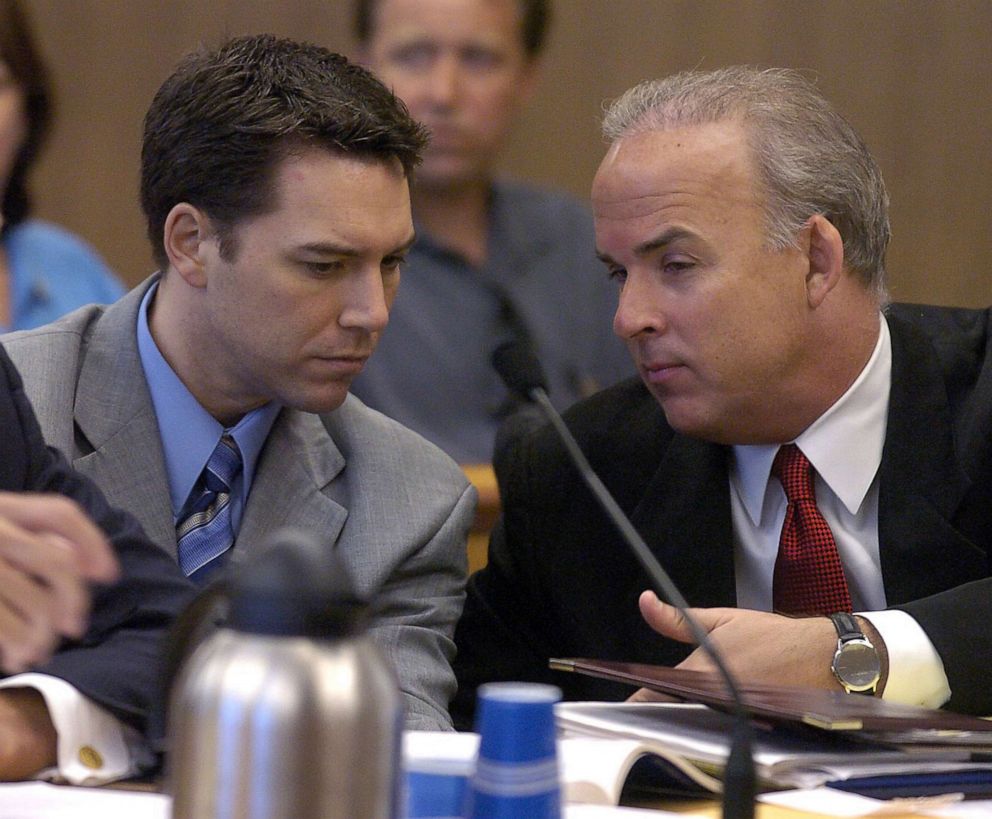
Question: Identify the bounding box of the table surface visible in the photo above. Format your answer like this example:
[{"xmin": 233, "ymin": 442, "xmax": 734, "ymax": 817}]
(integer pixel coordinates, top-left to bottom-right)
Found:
[
  {"xmin": 103, "ymin": 780, "xmax": 935, "ymax": 818},
  {"xmin": 645, "ymin": 799, "xmax": 927, "ymax": 818}
]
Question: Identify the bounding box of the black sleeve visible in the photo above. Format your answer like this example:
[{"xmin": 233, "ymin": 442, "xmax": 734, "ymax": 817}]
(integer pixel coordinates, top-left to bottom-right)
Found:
[
  {"xmin": 451, "ymin": 421, "xmax": 571, "ymax": 730},
  {"xmin": 0, "ymin": 344, "xmax": 196, "ymax": 732},
  {"xmin": 896, "ymin": 579, "xmax": 992, "ymax": 716},
  {"xmin": 452, "ymin": 379, "xmax": 675, "ymax": 729}
]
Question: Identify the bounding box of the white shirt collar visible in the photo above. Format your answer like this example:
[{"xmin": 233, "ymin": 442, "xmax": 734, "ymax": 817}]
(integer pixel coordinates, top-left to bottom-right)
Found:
[{"xmin": 732, "ymin": 314, "xmax": 891, "ymax": 525}]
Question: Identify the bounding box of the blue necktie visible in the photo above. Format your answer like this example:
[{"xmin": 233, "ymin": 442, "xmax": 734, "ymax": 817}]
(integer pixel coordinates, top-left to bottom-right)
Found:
[{"xmin": 177, "ymin": 434, "xmax": 242, "ymax": 582}]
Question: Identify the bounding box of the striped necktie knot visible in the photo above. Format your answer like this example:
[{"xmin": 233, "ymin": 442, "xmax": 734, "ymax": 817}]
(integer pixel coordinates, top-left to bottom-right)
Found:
[
  {"xmin": 201, "ymin": 434, "xmax": 240, "ymax": 495},
  {"xmin": 177, "ymin": 434, "xmax": 243, "ymax": 581}
]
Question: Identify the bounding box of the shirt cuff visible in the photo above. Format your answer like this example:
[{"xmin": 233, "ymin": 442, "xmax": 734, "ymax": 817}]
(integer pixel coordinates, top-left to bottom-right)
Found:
[
  {"xmin": 859, "ymin": 609, "xmax": 951, "ymax": 708},
  {"xmin": 0, "ymin": 673, "xmax": 139, "ymax": 785}
]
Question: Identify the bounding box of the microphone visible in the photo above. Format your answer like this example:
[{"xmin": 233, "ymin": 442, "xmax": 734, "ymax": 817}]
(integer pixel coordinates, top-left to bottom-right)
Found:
[{"xmin": 492, "ymin": 340, "xmax": 756, "ymax": 819}]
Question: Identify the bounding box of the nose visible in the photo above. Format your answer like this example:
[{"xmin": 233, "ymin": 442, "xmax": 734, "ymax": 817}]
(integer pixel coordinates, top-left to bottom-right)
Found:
[
  {"xmin": 424, "ymin": 55, "xmax": 460, "ymax": 108},
  {"xmin": 613, "ymin": 270, "xmax": 665, "ymax": 340},
  {"xmin": 339, "ymin": 268, "xmax": 391, "ymax": 335}
]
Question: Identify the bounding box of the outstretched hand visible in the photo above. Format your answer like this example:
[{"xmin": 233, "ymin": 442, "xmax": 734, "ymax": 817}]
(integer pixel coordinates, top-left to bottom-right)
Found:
[{"xmin": 628, "ymin": 591, "xmax": 842, "ymax": 703}]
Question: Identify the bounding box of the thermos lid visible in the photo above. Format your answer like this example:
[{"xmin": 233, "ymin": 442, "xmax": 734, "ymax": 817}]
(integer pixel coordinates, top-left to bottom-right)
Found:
[{"xmin": 227, "ymin": 528, "xmax": 369, "ymax": 638}]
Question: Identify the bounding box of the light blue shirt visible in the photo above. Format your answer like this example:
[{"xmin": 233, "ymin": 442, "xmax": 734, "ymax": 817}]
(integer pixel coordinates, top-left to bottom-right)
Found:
[
  {"xmin": 2, "ymin": 220, "xmax": 126, "ymax": 331},
  {"xmin": 136, "ymin": 281, "xmax": 281, "ymax": 531}
]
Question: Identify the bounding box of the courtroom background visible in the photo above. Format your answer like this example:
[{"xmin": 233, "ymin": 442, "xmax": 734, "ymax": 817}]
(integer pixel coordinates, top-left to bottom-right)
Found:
[{"xmin": 26, "ymin": 0, "xmax": 992, "ymax": 307}]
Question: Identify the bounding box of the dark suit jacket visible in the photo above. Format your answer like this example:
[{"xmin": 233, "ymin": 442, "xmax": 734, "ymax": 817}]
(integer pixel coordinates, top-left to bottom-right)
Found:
[
  {"xmin": 452, "ymin": 305, "xmax": 992, "ymax": 724},
  {"xmin": 0, "ymin": 342, "xmax": 195, "ymax": 732}
]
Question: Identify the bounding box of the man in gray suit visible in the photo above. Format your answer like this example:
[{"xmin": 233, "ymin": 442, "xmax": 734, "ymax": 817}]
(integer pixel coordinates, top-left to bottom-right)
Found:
[{"xmin": 3, "ymin": 35, "xmax": 475, "ymax": 736}]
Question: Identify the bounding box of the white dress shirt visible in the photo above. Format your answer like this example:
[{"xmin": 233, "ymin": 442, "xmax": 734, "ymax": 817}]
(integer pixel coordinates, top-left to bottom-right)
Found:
[
  {"xmin": 0, "ymin": 674, "xmax": 146, "ymax": 784},
  {"xmin": 729, "ymin": 314, "xmax": 950, "ymax": 707}
]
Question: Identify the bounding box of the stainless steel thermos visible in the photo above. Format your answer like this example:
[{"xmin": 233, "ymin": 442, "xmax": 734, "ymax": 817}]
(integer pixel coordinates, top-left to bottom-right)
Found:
[{"xmin": 167, "ymin": 530, "xmax": 402, "ymax": 818}]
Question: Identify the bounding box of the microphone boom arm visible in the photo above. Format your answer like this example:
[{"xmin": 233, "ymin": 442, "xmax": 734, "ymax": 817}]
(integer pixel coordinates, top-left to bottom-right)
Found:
[{"xmin": 529, "ymin": 386, "xmax": 757, "ymax": 819}]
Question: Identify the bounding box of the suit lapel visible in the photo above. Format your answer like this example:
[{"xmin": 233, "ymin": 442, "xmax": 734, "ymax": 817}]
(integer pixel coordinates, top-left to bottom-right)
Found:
[
  {"xmin": 600, "ymin": 314, "xmax": 982, "ymax": 614},
  {"xmin": 72, "ymin": 281, "xmax": 178, "ymax": 557},
  {"xmin": 629, "ymin": 434, "xmax": 737, "ymax": 608},
  {"xmin": 878, "ymin": 313, "xmax": 979, "ymax": 604},
  {"xmin": 232, "ymin": 409, "xmax": 349, "ymax": 565}
]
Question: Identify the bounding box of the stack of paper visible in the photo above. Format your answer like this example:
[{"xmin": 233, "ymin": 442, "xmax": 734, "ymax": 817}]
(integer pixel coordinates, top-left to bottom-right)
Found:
[{"xmin": 556, "ymin": 701, "xmax": 992, "ymax": 800}]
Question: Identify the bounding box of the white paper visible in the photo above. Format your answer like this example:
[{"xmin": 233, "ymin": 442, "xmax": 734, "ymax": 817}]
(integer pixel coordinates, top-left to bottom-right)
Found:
[
  {"xmin": 919, "ymin": 799, "xmax": 992, "ymax": 817},
  {"xmin": 0, "ymin": 782, "xmax": 169, "ymax": 819},
  {"xmin": 402, "ymin": 729, "xmax": 719, "ymax": 806},
  {"xmin": 0, "ymin": 780, "xmax": 699, "ymax": 819},
  {"xmin": 760, "ymin": 787, "xmax": 965, "ymax": 817},
  {"xmin": 555, "ymin": 701, "xmax": 986, "ymax": 791},
  {"xmin": 560, "ymin": 736, "xmax": 720, "ymax": 804},
  {"xmin": 565, "ymin": 805, "xmax": 706, "ymax": 817},
  {"xmin": 403, "ymin": 729, "xmax": 478, "ymax": 774}
]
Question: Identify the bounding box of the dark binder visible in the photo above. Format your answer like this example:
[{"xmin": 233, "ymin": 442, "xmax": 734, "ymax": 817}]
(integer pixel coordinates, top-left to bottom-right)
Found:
[{"xmin": 549, "ymin": 658, "xmax": 992, "ymax": 738}]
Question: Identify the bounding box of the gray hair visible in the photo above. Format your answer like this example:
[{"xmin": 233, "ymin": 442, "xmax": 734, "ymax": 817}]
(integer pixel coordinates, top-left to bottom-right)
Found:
[{"xmin": 602, "ymin": 66, "xmax": 890, "ymax": 299}]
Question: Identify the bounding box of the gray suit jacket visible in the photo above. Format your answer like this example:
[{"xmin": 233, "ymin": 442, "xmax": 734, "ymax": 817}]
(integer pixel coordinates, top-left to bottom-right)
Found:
[{"xmin": 3, "ymin": 277, "xmax": 476, "ymax": 730}]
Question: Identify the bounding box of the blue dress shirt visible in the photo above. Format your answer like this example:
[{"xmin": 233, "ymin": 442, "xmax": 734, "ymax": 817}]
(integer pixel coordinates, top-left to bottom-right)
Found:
[{"xmin": 135, "ymin": 282, "xmax": 281, "ymax": 532}]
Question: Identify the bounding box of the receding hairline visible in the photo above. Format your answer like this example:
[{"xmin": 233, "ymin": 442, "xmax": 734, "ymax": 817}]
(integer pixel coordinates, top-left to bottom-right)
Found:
[{"xmin": 354, "ymin": 0, "xmax": 548, "ymax": 57}]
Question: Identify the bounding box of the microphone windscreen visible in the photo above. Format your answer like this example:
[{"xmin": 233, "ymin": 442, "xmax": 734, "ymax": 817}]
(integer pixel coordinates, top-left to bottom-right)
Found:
[{"xmin": 492, "ymin": 340, "xmax": 548, "ymax": 400}]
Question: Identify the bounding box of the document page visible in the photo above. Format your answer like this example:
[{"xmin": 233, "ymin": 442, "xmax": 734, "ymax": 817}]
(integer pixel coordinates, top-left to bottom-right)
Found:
[
  {"xmin": 555, "ymin": 701, "xmax": 985, "ymax": 791},
  {"xmin": 0, "ymin": 782, "xmax": 169, "ymax": 819}
]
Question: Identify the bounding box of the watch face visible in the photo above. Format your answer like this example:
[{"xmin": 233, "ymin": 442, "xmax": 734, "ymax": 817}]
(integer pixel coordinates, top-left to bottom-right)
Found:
[{"xmin": 833, "ymin": 640, "xmax": 881, "ymax": 688}]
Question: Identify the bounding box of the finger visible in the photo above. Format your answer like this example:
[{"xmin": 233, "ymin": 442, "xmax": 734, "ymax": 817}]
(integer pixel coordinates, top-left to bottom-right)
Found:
[
  {"xmin": 638, "ymin": 590, "xmax": 698, "ymax": 644},
  {"xmin": 24, "ymin": 545, "xmax": 90, "ymax": 638},
  {"xmin": 0, "ymin": 551, "xmax": 84, "ymax": 645},
  {"xmin": 0, "ymin": 608, "xmax": 41, "ymax": 674},
  {"xmin": 0, "ymin": 493, "xmax": 119, "ymax": 583},
  {"xmin": 0, "ymin": 517, "xmax": 78, "ymax": 583},
  {"xmin": 674, "ymin": 645, "xmax": 718, "ymax": 674},
  {"xmin": 0, "ymin": 521, "xmax": 92, "ymax": 639},
  {"xmin": 0, "ymin": 566, "xmax": 60, "ymax": 673},
  {"xmin": 627, "ymin": 687, "xmax": 679, "ymax": 704}
]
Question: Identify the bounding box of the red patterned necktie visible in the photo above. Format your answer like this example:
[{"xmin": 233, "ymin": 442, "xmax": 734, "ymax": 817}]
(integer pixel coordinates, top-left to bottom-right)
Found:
[{"xmin": 771, "ymin": 444, "xmax": 852, "ymax": 615}]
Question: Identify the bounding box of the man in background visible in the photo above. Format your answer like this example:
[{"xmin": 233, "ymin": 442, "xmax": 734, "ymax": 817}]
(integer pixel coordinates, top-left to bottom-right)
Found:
[
  {"xmin": 4, "ymin": 35, "xmax": 474, "ymax": 739},
  {"xmin": 352, "ymin": 0, "xmax": 632, "ymax": 462},
  {"xmin": 452, "ymin": 66, "xmax": 992, "ymax": 725}
]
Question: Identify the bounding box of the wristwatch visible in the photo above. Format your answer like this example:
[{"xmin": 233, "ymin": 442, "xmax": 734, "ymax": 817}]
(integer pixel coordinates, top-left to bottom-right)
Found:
[{"xmin": 828, "ymin": 612, "xmax": 881, "ymax": 695}]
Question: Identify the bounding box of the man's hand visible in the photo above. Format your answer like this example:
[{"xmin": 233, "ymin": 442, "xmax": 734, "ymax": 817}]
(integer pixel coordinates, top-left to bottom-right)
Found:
[
  {"xmin": 0, "ymin": 689, "xmax": 56, "ymax": 779},
  {"xmin": 0, "ymin": 493, "xmax": 120, "ymax": 674},
  {"xmin": 629, "ymin": 590, "xmax": 840, "ymax": 703}
]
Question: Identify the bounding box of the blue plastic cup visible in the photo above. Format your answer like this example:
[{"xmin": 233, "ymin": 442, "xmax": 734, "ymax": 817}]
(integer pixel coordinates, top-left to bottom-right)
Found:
[
  {"xmin": 463, "ymin": 682, "xmax": 562, "ymax": 818},
  {"xmin": 406, "ymin": 763, "xmax": 471, "ymax": 818}
]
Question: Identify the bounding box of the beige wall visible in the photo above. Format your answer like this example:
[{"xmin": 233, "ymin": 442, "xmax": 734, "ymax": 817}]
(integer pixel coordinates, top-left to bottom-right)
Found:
[{"xmin": 25, "ymin": 0, "xmax": 992, "ymax": 307}]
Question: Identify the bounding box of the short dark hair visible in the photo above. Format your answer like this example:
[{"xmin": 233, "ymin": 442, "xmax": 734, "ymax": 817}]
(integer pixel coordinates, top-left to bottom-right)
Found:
[
  {"xmin": 0, "ymin": 0, "xmax": 53, "ymax": 233},
  {"xmin": 140, "ymin": 34, "xmax": 428, "ymax": 268},
  {"xmin": 353, "ymin": 0, "xmax": 552, "ymax": 57}
]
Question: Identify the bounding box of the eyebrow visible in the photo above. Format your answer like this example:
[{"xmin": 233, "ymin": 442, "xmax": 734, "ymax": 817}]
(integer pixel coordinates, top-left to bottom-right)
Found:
[
  {"xmin": 595, "ymin": 227, "xmax": 696, "ymax": 265},
  {"xmin": 296, "ymin": 233, "xmax": 417, "ymax": 258}
]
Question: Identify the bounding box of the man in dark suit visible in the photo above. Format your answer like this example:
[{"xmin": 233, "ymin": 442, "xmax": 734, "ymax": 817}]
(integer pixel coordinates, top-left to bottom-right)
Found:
[
  {"xmin": 452, "ymin": 66, "xmax": 992, "ymax": 725},
  {"xmin": 0, "ymin": 343, "xmax": 194, "ymax": 780}
]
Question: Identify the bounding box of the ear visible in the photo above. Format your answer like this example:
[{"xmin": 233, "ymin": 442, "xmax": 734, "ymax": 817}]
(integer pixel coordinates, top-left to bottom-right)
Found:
[
  {"xmin": 803, "ymin": 214, "xmax": 845, "ymax": 308},
  {"xmin": 163, "ymin": 203, "xmax": 215, "ymax": 289}
]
